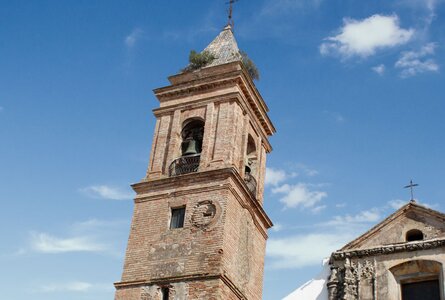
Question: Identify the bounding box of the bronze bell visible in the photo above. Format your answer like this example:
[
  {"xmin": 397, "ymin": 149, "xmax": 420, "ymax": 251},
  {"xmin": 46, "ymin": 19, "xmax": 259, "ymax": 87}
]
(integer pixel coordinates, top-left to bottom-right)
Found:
[
  {"xmin": 244, "ymin": 157, "xmax": 252, "ymax": 173},
  {"xmin": 183, "ymin": 139, "xmax": 199, "ymax": 156}
]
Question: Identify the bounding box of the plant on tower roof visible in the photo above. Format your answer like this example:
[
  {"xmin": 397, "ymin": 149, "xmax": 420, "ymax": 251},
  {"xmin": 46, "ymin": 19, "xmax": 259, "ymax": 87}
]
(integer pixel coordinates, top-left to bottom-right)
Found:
[
  {"xmin": 182, "ymin": 50, "xmax": 216, "ymax": 72},
  {"xmin": 240, "ymin": 51, "xmax": 260, "ymax": 81}
]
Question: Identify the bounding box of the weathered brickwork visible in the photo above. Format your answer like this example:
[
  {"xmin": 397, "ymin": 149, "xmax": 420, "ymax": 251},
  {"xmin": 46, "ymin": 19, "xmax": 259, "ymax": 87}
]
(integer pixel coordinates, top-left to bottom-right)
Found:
[{"xmin": 115, "ymin": 26, "xmax": 275, "ymax": 299}]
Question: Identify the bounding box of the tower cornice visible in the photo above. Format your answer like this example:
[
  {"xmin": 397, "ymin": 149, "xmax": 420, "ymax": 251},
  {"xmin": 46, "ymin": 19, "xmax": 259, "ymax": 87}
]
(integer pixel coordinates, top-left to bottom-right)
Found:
[
  {"xmin": 132, "ymin": 167, "xmax": 273, "ymax": 234},
  {"xmin": 153, "ymin": 61, "xmax": 275, "ymax": 139}
]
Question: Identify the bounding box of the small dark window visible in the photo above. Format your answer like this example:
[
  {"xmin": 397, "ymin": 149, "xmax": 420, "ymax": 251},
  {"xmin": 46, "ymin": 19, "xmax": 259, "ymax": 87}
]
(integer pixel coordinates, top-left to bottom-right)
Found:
[
  {"xmin": 170, "ymin": 207, "xmax": 185, "ymax": 229},
  {"xmin": 161, "ymin": 287, "xmax": 169, "ymax": 300},
  {"xmin": 406, "ymin": 229, "xmax": 424, "ymax": 242}
]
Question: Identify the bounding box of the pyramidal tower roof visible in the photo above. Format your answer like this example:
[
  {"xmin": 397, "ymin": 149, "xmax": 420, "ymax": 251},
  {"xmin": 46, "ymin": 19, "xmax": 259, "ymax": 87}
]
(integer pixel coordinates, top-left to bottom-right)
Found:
[{"xmin": 201, "ymin": 24, "xmax": 242, "ymax": 68}]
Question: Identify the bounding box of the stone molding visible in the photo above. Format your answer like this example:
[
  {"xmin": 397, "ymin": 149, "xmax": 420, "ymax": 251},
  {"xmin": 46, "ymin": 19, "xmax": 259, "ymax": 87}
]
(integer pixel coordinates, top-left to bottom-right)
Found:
[
  {"xmin": 331, "ymin": 238, "xmax": 445, "ymax": 260},
  {"xmin": 132, "ymin": 167, "xmax": 273, "ymax": 234},
  {"xmin": 154, "ymin": 62, "xmax": 275, "ymax": 137},
  {"xmin": 114, "ymin": 273, "xmax": 248, "ymax": 299}
]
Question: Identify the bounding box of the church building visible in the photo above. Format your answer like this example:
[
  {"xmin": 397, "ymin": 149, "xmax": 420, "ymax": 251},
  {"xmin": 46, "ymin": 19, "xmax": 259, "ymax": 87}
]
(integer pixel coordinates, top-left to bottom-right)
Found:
[
  {"xmin": 114, "ymin": 24, "xmax": 275, "ymax": 300},
  {"xmin": 286, "ymin": 200, "xmax": 445, "ymax": 300},
  {"xmin": 327, "ymin": 200, "xmax": 445, "ymax": 300}
]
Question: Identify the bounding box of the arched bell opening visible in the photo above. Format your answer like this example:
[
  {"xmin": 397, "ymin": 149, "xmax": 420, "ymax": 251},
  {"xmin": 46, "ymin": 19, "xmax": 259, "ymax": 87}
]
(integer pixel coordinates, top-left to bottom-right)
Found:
[
  {"xmin": 181, "ymin": 119, "xmax": 204, "ymax": 156},
  {"xmin": 244, "ymin": 135, "xmax": 258, "ymax": 197},
  {"xmin": 168, "ymin": 118, "xmax": 204, "ymax": 176}
]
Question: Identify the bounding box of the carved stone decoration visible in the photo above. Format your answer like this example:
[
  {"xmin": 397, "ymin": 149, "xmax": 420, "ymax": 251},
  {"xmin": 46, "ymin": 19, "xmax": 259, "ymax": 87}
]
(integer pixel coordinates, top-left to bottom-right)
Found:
[
  {"xmin": 331, "ymin": 238, "xmax": 445, "ymax": 260},
  {"xmin": 360, "ymin": 260, "xmax": 375, "ymax": 280},
  {"xmin": 327, "ymin": 266, "xmax": 339, "ymax": 300},
  {"xmin": 328, "ymin": 258, "xmax": 377, "ymax": 300},
  {"xmin": 342, "ymin": 259, "xmax": 358, "ymax": 300},
  {"xmin": 191, "ymin": 200, "xmax": 220, "ymax": 230},
  {"xmin": 141, "ymin": 285, "xmax": 161, "ymax": 300}
]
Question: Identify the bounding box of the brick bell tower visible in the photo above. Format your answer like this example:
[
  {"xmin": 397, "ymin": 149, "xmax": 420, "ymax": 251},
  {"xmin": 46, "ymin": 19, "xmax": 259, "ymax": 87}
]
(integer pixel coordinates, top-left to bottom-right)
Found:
[{"xmin": 114, "ymin": 25, "xmax": 275, "ymax": 300}]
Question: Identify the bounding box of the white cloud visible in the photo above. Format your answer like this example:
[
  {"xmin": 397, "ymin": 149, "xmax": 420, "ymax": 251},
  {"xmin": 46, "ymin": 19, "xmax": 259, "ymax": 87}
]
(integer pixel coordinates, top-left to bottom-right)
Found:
[
  {"xmin": 311, "ymin": 205, "xmax": 327, "ymax": 213},
  {"xmin": 266, "ymin": 233, "xmax": 353, "ymax": 269},
  {"xmin": 125, "ymin": 28, "xmax": 143, "ymax": 48},
  {"xmin": 395, "ymin": 43, "xmax": 439, "ymax": 77},
  {"xmin": 30, "ymin": 232, "xmax": 105, "ymax": 254},
  {"xmin": 36, "ymin": 281, "xmax": 114, "ymax": 294},
  {"xmin": 388, "ymin": 199, "xmax": 406, "ymax": 209},
  {"xmin": 372, "ymin": 64, "xmax": 386, "ymax": 75},
  {"xmin": 273, "ymin": 183, "xmax": 327, "ymax": 209},
  {"xmin": 320, "ymin": 14, "xmax": 414, "ymax": 58},
  {"xmin": 40, "ymin": 281, "xmax": 92, "ymax": 293},
  {"xmin": 271, "ymin": 223, "xmax": 284, "ymax": 232},
  {"xmin": 26, "ymin": 219, "xmax": 129, "ymax": 257},
  {"xmin": 265, "ymin": 167, "xmax": 287, "ymax": 186},
  {"xmin": 325, "ymin": 209, "xmax": 381, "ymax": 226},
  {"xmin": 80, "ymin": 185, "xmax": 134, "ymax": 200},
  {"xmin": 388, "ymin": 199, "xmax": 435, "ymax": 209}
]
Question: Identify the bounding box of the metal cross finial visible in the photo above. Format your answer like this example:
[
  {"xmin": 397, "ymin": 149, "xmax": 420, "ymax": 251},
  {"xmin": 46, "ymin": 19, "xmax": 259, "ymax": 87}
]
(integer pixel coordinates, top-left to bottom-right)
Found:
[
  {"xmin": 404, "ymin": 180, "xmax": 419, "ymax": 201},
  {"xmin": 226, "ymin": 0, "xmax": 239, "ymax": 28}
]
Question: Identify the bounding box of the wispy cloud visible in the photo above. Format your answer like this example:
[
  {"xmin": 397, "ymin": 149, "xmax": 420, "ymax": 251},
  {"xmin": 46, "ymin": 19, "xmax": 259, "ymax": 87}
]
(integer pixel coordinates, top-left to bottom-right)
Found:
[
  {"xmin": 295, "ymin": 163, "xmax": 319, "ymax": 177},
  {"xmin": 26, "ymin": 218, "xmax": 128, "ymax": 256},
  {"xmin": 30, "ymin": 233, "xmax": 105, "ymax": 254},
  {"xmin": 323, "ymin": 110, "xmax": 345, "ymax": 123},
  {"xmin": 372, "ymin": 64, "xmax": 386, "ymax": 75},
  {"xmin": 323, "ymin": 208, "xmax": 381, "ymax": 227},
  {"xmin": 399, "ymin": 0, "xmax": 444, "ymax": 24},
  {"xmin": 124, "ymin": 28, "xmax": 143, "ymax": 48},
  {"xmin": 395, "ymin": 43, "xmax": 439, "ymax": 77},
  {"xmin": 80, "ymin": 185, "xmax": 134, "ymax": 200},
  {"xmin": 266, "ymin": 207, "xmax": 384, "ymax": 269},
  {"xmin": 273, "ymin": 183, "xmax": 327, "ymax": 211},
  {"xmin": 39, "ymin": 281, "xmax": 93, "ymax": 293},
  {"xmin": 0, "ymin": 106, "xmax": 3, "ymax": 112},
  {"xmin": 320, "ymin": 14, "xmax": 414, "ymax": 59},
  {"xmin": 267, "ymin": 232, "xmax": 352, "ymax": 269},
  {"xmin": 388, "ymin": 198, "xmax": 435, "ymax": 209},
  {"xmin": 388, "ymin": 199, "xmax": 407, "ymax": 209},
  {"xmin": 35, "ymin": 281, "xmax": 113, "ymax": 293},
  {"xmin": 265, "ymin": 167, "xmax": 287, "ymax": 186}
]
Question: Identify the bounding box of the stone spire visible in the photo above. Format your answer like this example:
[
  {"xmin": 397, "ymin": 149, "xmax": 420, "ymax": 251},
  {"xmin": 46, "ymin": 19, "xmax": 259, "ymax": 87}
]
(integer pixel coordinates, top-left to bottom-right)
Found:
[{"xmin": 201, "ymin": 25, "xmax": 242, "ymax": 68}]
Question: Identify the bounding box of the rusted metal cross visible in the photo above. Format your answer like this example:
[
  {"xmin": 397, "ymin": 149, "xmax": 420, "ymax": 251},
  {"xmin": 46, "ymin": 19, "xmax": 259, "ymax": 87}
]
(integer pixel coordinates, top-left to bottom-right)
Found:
[
  {"xmin": 404, "ymin": 179, "xmax": 419, "ymax": 201},
  {"xmin": 226, "ymin": 0, "xmax": 239, "ymax": 27}
]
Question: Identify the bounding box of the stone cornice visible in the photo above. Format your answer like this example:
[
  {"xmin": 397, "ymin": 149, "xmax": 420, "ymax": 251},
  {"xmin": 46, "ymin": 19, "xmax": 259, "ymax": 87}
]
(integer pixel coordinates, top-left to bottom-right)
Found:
[
  {"xmin": 331, "ymin": 238, "xmax": 445, "ymax": 261},
  {"xmin": 114, "ymin": 273, "xmax": 247, "ymax": 299},
  {"xmin": 131, "ymin": 167, "xmax": 273, "ymax": 233},
  {"xmin": 153, "ymin": 62, "xmax": 275, "ymax": 137}
]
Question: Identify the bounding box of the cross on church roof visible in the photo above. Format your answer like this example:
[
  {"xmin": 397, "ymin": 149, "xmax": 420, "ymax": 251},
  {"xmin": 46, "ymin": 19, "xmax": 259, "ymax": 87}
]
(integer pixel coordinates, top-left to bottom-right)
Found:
[
  {"xmin": 404, "ymin": 179, "xmax": 419, "ymax": 201},
  {"xmin": 226, "ymin": 0, "xmax": 239, "ymax": 28}
]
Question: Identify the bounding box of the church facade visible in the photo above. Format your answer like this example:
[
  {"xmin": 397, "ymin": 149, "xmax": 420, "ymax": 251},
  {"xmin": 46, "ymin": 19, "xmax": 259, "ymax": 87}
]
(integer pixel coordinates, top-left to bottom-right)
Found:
[
  {"xmin": 327, "ymin": 201, "xmax": 445, "ymax": 300},
  {"xmin": 114, "ymin": 25, "xmax": 275, "ymax": 300}
]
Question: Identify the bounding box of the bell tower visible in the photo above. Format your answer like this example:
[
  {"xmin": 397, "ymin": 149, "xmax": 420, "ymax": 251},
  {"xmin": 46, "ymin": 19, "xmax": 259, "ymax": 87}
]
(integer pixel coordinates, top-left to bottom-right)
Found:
[{"xmin": 114, "ymin": 25, "xmax": 275, "ymax": 300}]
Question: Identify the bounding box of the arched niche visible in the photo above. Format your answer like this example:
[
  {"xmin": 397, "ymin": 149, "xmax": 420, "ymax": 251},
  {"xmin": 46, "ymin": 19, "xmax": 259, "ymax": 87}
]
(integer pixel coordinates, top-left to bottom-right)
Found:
[{"xmin": 406, "ymin": 229, "xmax": 424, "ymax": 242}]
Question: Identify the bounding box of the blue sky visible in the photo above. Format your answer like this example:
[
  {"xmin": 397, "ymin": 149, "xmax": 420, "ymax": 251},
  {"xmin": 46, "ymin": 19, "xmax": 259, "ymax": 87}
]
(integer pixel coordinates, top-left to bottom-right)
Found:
[{"xmin": 1, "ymin": 0, "xmax": 444, "ymax": 299}]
